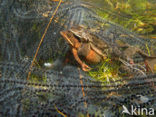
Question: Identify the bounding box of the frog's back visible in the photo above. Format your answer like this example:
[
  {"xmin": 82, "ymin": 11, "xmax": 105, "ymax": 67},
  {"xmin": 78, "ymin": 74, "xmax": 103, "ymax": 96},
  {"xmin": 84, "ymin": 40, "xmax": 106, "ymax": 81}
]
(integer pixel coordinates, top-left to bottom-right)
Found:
[{"xmin": 90, "ymin": 33, "xmax": 109, "ymax": 50}]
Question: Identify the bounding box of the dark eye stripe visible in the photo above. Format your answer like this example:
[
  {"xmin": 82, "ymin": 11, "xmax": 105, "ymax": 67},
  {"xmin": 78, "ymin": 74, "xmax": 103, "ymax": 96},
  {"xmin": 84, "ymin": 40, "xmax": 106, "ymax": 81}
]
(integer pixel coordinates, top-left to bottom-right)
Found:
[{"xmin": 73, "ymin": 34, "xmax": 81, "ymax": 42}]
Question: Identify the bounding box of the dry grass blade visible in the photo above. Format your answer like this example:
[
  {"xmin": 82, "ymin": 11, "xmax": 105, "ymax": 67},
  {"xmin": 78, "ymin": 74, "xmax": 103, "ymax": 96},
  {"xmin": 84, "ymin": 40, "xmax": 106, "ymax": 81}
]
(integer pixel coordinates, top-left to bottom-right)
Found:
[{"xmin": 27, "ymin": 0, "xmax": 63, "ymax": 80}]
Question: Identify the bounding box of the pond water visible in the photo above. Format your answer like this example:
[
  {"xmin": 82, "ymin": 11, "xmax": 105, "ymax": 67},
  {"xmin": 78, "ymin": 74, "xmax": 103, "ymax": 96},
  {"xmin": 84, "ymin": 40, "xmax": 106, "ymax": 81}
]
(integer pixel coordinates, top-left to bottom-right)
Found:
[{"xmin": 0, "ymin": 0, "xmax": 156, "ymax": 117}]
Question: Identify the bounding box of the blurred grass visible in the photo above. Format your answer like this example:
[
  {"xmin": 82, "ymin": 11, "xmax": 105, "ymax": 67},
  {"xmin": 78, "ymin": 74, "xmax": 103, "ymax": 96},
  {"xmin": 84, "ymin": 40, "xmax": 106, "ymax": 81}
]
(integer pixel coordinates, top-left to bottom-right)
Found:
[{"xmin": 84, "ymin": 0, "xmax": 156, "ymax": 38}]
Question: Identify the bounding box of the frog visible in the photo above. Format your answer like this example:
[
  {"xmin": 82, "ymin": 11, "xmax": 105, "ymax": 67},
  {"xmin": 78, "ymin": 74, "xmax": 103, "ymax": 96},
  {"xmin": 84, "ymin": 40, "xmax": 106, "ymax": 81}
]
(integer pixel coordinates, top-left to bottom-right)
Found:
[
  {"xmin": 116, "ymin": 40, "xmax": 156, "ymax": 73},
  {"xmin": 60, "ymin": 25, "xmax": 108, "ymax": 71}
]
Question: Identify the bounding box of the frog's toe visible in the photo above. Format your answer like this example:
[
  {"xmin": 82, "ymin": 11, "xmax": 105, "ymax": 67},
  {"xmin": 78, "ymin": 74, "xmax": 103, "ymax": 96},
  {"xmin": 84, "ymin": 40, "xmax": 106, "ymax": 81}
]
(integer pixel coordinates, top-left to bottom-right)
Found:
[
  {"xmin": 82, "ymin": 67, "xmax": 91, "ymax": 71},
  {"xmin": 81, "ymin": 63, "xmax": 91, "ymax": 71}
]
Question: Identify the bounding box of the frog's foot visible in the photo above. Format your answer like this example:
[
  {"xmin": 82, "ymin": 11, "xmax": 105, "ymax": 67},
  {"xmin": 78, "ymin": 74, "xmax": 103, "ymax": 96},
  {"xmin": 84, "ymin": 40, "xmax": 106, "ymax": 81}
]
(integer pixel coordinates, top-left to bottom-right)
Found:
[
  {"xmin": 81, "ymin": 63, "xmax": 91, "ymax": 71},
  {"xmin": 144, "ymin": 60, "xmax": 153, "ymax": 73},
  {"xmin": 129, "ymin": 59, "xmax": 134, "ymax": 64}
]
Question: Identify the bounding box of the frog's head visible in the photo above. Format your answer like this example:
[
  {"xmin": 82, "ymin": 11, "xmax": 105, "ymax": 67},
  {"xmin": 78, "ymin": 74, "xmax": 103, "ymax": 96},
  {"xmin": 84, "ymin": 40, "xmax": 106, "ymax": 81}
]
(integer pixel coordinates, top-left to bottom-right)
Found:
[
  {"xmin": 69, "ymin": 25, "xmax": 90, "ymax": 41},
  {"xmin": 60, "ymin": 30, "xmax": 81, "ymax": 48}
]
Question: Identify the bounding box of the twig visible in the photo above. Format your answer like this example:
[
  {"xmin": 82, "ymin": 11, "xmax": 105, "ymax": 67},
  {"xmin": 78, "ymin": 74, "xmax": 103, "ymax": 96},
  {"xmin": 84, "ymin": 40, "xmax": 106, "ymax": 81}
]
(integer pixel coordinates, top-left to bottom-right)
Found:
[
  {"xmin": 54, "ymin": 104, "xmax": 67, "ymax": 117},
  {"xmin": 78, "ymin": 68, "xmax": 89, "ymax": 117},
  {"xmin": 27, "ymin": 0, "xmax": 62, "ymax": 80}
]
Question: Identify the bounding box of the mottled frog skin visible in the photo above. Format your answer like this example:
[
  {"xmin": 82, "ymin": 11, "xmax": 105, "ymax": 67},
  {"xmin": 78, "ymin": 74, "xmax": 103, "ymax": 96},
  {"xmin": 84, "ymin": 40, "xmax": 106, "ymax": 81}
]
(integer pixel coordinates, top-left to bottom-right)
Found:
[{"xmin": 60, "ymin": 25, "xmax": 108, "ymax": 71}]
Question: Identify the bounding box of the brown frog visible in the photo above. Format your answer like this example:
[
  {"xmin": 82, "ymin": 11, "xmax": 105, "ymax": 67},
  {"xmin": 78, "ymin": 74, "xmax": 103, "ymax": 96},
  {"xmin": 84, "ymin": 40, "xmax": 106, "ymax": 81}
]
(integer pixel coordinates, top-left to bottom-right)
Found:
[
  {"xmin": 60, "ymin": 25, "xmax": 108, "ymax": 71},
  {"xmin": 116, "ymin": 40, "xmax": 156, "ymax": 73}
]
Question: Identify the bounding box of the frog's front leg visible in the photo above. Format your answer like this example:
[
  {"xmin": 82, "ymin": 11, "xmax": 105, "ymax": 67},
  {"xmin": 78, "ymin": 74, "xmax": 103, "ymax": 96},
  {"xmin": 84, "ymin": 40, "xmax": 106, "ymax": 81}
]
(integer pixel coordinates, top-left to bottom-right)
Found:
[{"xmin": 72, "ymin": 48, "xmax": 91, "ymax": 71}]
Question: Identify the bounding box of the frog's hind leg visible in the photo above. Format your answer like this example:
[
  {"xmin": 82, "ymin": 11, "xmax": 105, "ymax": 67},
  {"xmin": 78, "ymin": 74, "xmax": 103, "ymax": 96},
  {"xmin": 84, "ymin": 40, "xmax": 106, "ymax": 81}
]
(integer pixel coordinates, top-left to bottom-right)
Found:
[
  {"xmin": 144, "ymin": 60, "xmax": 154, "ymax": 73},
  {"xmin": 72, "ymin": 48, "xmax": 91, "ymax": 71},
  {"xmin": 63, "ymin": 50, "xmax": 73, "ymax": 65}
]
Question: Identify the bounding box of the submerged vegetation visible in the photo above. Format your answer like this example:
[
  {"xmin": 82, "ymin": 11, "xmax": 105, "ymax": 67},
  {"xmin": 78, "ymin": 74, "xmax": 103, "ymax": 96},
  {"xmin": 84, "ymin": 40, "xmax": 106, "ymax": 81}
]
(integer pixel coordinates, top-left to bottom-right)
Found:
[
  {"xmin": 88, "ymin": 58, "xmax": 121, "ymax": 83},
  {"xmin": 88, "ymin": 0, "xmax": 156, "ymax": 38}
]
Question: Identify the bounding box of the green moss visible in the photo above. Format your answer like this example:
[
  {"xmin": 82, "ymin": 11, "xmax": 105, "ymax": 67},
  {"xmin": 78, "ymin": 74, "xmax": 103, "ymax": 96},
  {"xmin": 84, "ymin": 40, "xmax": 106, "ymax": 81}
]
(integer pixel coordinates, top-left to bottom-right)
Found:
[
  {"xmin": 88, "ymin": 58, "xmax": 121, "ymax": 83},
  {"xmin": 30, "ymin": 73, "xmax": 47, "ymax": 83},
  {"xmin": 21, "ymin": 98, "xmax": 31, "ymax": 113}
]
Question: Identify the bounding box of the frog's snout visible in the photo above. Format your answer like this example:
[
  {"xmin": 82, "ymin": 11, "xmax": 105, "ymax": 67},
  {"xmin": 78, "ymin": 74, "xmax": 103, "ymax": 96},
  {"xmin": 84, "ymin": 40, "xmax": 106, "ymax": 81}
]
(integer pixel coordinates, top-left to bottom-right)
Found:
[
  {"xmin": 60, "ymin": 31, "xmax": 65, "ymax": 36},
  {"xmin": 60, "ymin": 31, "xmax": 68, "ymax": 39},
  {"xmin": 60, "ymin": 31, "xmax": 74, "ymax": 47}
]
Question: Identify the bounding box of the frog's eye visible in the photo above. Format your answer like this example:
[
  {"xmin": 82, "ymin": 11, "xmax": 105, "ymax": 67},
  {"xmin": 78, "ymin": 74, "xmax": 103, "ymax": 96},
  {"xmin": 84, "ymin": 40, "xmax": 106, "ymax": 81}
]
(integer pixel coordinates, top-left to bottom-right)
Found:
[
  {"xmin": 119, "ymin": 46, "xmax": 129, "ymax": 51},
  {"xmin": 67, "ymin": 33, "xmax": 71, "ymax": 38},
  {"xmin": 66, "ymin": 31, "xmax": 73, "ymax": 38}
]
